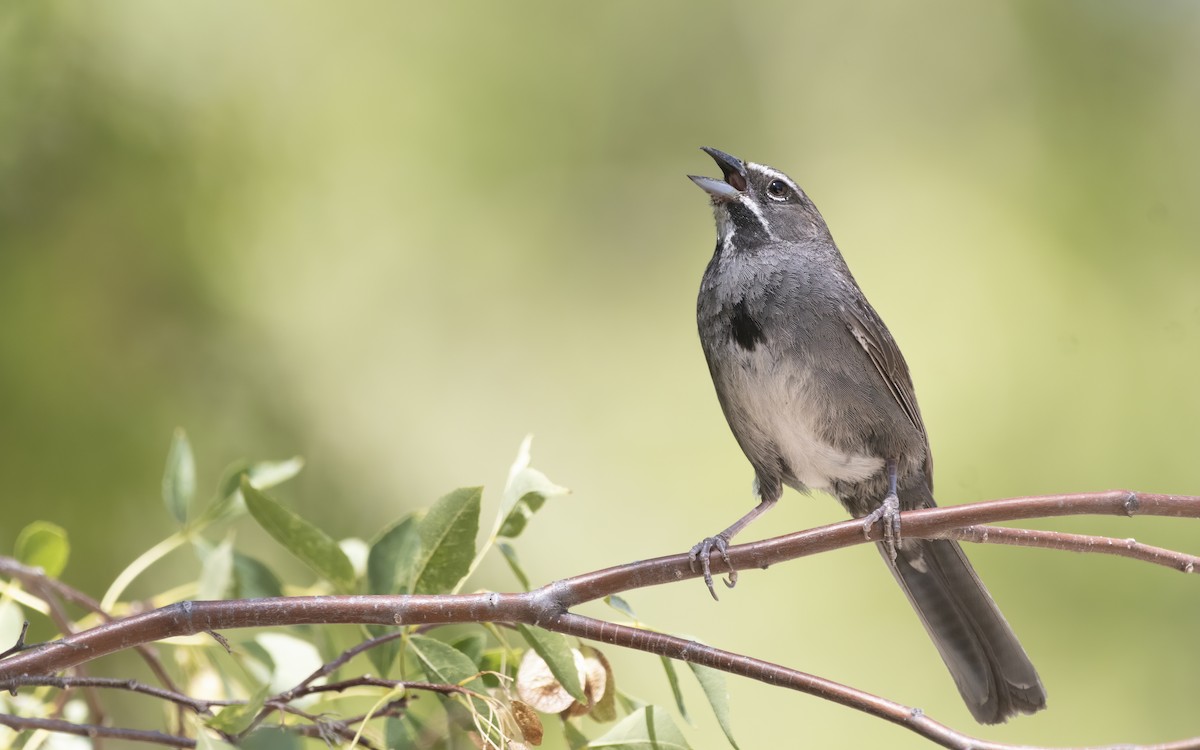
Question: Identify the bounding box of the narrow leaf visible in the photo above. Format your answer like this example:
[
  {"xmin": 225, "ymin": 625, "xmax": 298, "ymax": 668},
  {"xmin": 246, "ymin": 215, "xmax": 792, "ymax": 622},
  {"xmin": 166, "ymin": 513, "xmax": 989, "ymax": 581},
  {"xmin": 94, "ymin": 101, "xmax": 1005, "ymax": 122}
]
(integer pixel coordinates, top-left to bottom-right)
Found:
[
  {"xmin": 241, "ymin": 727, "xmax": 301, "ymax": 750},
  {"xmin": 196, "ymin": 731, "xmax": 238, "ymax": 750},
  {"xmin": 199, "ymin": 459, "xmax": 251, "ymax": 523},
  {"xmin": 451, "ymin": 634, "xmax": 486, "ymax": 667},
  {"xmin": 407, "ymin": 635, "xmax": 482, "ymax": 688},
  {"xmin": 518, "ymin": 624, "xmax": 586, "ymax": 703},
  {"xmin": 205, "ymin": 685, "xmax": 268, "ymax": 734},
  {"xmin": 498, "ymin": 541, "xmax": 531, "ymax": 590},
  {"xmin": 605, "ymin": 595, "xmax": 636, "ymax": 620},
  {"xmin": 410, "ymin": 487, "xmax": 481, "ymax": 595},
  {"xmin": 688, "ymin": 663, "xmax": 739, "ymax": 750},
  {"xmin": 660, "ymin": 657, "xmax": 690, "ymax": 723},
  {"xmin": 241, "ymin": 477, "xmax": 356, "ymax": 592},
  {"xmin": 367, "ymin": 515, "xmax": 419, "ymax": 595},
  {"xmin": 232, "ymin": 553, "xmax": 284, "ymax": 599},
  {"xmin": 248, "ymin": 456, "xmax": 305, "ymax": 489},
  {"xmin": 14, "ymin": 521, "xmax": 69, "ymax": 578},
  {"xmin": 197, "ymin": 536, "xmax": 234, "ymax": 600},
  {"xmin": 202, "ymin": 457, "xmax": 304, "ymax": 524},
  {"xmin": 587, "ymin": 705, "xmax": 691, "ymax": 749},
  {"xmin": 498, "ymin": 436, "xmax": 569, "ymax": 539},
  {"xmin": 385, "ymin": 716, "xmax": 419, "ymax": 748},
  {"xmin": 163, "ymin": 428, "xmax": 196, "ymax": 525}
]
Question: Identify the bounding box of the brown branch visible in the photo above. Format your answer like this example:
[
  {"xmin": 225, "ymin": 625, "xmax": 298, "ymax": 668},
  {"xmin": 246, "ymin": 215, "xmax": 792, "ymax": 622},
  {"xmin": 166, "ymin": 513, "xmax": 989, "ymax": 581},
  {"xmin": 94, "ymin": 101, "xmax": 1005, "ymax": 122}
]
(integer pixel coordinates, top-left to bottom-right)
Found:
[
  {"xmin": 281, "ymin": 630, "xmax": 407, "ymax": 700},
  {"xmin": 2, "ymin": 490, "xmax": 1198, "ymax": 750},
  {"xmin": 0, "ymin": 712, "xmax": 195, "ymax": 748},
  {"xmin": 0, "ymin": 557, "xmax": 185, "ymax": 718},
  {"xmin": 22, "ymin": 579, "xmax": 109, "ymax": 739},
  {"xmin": 549, "ymin": 612, "xmax": 1200, "ymax": 750},
  {"xmin": 0, "ymin": 675, "xmax": 235, "ymax": 713},
  {"xmin": 946, "ymin": 525, "xmax": 1200, "ymax": 572}
]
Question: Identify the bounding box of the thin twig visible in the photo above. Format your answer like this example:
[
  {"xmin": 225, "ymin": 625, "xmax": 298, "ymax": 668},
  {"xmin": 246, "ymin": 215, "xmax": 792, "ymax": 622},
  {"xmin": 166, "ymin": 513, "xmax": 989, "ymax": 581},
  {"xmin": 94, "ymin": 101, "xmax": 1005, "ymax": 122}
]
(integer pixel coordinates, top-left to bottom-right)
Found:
[
  {"xmin": 946, "ymin": 525, "xmax": 1200, "ymax": 572},
  {"xmin": 0, "ymin": 712, "xmax": 195, "ymax": 748},
  {"xmin": 24, "ymin": 581, "xmax": 109, "ymax": 743},
  {"xmin": 0, "ymin": 621, "xmax": 29, "ymax": 660},
  {"xmin": 0, "ymin": 675, "xmax": 236, "ymax": 713},
  {"xmin": 283, "ymin": 630, "xmax": 407, "ymax": 700},
  {"xmin": 549, "ymin": 611, "xmax": 1200, "ymax": 750},
  {"xmin": 2, "ymin": 490, "xmax": 1199, "ymax": 750},
  {"xmin": 0, "ymin": 558, "xmax": 185, "ymax": 705}
]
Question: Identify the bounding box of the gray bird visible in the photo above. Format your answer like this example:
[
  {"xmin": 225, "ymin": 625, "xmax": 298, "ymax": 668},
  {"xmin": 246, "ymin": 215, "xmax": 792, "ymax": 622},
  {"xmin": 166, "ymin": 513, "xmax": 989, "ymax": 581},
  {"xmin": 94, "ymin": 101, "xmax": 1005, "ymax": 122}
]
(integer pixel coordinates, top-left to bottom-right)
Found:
[{"xmin": 688, "ymin": 147, "xmax": 1046, "ymax": 724}]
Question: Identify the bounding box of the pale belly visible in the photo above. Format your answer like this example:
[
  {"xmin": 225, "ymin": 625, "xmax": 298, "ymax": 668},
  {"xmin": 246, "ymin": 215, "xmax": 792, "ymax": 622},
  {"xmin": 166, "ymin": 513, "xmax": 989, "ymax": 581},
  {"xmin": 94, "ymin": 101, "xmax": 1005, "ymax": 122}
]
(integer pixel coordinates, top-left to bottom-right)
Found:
[{"xmin": 725, "ymin": 352, "xmax": 884, "ymax": 491}]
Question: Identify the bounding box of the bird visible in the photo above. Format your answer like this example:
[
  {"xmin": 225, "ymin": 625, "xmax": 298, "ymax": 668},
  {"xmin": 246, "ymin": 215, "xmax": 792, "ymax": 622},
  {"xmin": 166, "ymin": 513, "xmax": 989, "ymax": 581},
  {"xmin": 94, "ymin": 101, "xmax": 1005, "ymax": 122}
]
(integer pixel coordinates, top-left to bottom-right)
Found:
[{"xmin": 687, "ymin": 147, "xmax": 1046, "ymax": 724}]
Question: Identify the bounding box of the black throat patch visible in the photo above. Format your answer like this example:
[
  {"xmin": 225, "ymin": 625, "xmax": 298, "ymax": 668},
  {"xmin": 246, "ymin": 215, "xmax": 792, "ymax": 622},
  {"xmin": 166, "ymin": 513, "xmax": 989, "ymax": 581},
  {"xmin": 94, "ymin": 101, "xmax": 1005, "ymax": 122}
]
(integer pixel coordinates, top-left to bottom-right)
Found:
[{"xmin": 730, "ymin": 300, "xmax": 765, "ymax": 351}]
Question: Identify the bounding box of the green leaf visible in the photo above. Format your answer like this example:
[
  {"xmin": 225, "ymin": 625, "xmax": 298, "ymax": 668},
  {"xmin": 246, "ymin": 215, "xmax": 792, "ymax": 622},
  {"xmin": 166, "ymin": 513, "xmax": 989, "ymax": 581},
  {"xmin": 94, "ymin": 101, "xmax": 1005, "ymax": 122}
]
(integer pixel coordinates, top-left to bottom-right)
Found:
[
  {"xmin": 497, "ymin": 541, "xmax": 530, "ymax": 591},
  {"xmin": 163, "ymin": 428, "xmax": 196, "ymax": 525},
  {"xmin": 202, "ymin": 457, "xmax": 305, "ymax": 524},
  {"xmin": 14, "ymin": 521, "xmax": 69, "ymax": 578},
  {"xmin": 197, "ymin": 536, "xmax": 234, "ymax": 600},
  {"xmin": 198, "ymin": 459, "xmax": 252, "ymax": 523},
  {"xmin": 232, "ymin": 553, "xmax": 284, "ymax": 599},
  {"xmin": 587, "ymin": 706, "xmax": 692, "ymax": 749},
  {"xmin": 410, "ymin": 487, "xmax": 481, "ymax": 595},
  {"xmin": 660, "ymin": 657, "xmax": 689, "ymax": 723},
  {"xmin": 385, "ymin": 716, "xmax": 419, "ymax": 748},
  {"xmin": 451, "ymin": 633, "xmax": 486, "ymax": 667},
  {"xmin": 241, "ymin": 477, "xmax": 356, "ymax": 592},
  {"xmin": 498, "ymin": 436, "xmax": 569, "ymax": 539},
  {"xmin": 205, "ymin": 684, "xmax": 268, "ymax": 734},
  {"xmin": 407, "ymin": 635, "xmax": 482, "ymax": 688},
  {"xmin": 518, "ymin": 624, "xmax": 586, "ymax": 703},
  {"xmin": 688, "ymin": 663, "xmax": 739, "ymax": 750},
  {"xmin": 196, "ymin": 731, "xmax": 238, "ymax": 750},
  {"xmin": 216, "ymin": 460, "xmax": 252, "ymax": 501},
  {"xmin": 367, "ymin": 515, "xmax": 419, "ymax": 595},
  {"xmin": 241, "ymin": 727, "xmax": 301, "ymax": 750},
  {"xmin": 605, "ymin": 594, "xmax": 636, "ymax": 620},
  {"xmin": 248, "ymin": 456, "xmax": 305, "ymax": 490}
]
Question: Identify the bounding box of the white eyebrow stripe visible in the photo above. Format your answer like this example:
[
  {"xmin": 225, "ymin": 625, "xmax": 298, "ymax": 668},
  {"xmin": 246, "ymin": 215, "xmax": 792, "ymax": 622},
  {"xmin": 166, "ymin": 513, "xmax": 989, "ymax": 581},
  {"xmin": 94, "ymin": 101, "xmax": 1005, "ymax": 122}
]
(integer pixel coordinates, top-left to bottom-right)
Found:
[{"xmin": 749, "ymin": 163, "xmax": 801, "ymax": 195}]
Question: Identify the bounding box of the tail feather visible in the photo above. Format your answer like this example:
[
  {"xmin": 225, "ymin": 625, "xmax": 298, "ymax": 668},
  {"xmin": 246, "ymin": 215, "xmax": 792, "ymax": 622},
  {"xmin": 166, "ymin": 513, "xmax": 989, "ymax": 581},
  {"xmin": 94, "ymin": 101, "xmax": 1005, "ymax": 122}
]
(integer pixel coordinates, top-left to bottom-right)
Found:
[{"xmin": 882, "ymin": 538, "xmax": 1046, "ymax": 724}]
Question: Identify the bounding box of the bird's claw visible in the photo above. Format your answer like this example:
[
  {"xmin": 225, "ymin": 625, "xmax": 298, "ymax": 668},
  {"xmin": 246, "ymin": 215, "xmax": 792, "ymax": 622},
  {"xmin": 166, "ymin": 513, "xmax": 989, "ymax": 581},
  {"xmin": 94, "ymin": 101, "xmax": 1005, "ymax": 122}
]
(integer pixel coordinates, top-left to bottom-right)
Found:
[
  {"xmin": 861, "ymin": 492, "xmax": 902, "ymax": 561},
  {"xmin": 689, "ymin": 535, "xmax": 736, "ymax": 600}
]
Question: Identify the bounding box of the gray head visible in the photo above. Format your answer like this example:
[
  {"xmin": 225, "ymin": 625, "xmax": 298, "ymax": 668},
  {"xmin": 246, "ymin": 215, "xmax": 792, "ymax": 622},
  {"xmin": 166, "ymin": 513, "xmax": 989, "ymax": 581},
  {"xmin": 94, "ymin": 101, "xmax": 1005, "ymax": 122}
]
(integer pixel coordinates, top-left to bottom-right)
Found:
[{"xmin": 689, "ymin": 147, "xmax": 831, "ymax": 251}]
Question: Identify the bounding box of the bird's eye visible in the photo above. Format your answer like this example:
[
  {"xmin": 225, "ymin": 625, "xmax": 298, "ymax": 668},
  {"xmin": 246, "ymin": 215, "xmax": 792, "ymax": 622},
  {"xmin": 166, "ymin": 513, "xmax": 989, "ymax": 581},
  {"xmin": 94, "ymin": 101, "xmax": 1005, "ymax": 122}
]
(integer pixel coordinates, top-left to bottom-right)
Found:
[{"xmin": 766, "ymin": 180, "xmax": 789, "ymax": 201}]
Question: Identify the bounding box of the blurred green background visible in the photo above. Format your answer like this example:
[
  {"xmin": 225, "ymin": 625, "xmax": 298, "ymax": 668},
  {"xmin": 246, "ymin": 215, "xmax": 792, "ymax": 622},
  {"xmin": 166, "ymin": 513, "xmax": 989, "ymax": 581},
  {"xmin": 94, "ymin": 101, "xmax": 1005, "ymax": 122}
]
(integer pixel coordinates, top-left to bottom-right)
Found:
[{"xmin": 2, "ymin": 1, "xmax": 1199, "ymax": 747}]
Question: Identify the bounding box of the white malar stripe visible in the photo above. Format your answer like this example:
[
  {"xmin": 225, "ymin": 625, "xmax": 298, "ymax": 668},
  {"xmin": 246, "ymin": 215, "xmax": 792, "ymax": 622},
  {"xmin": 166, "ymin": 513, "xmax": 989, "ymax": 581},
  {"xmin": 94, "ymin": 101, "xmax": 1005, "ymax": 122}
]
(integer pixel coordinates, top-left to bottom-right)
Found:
[{"xmin": 738, "ymin": 194, "xmax": 775, "ymax": 239}]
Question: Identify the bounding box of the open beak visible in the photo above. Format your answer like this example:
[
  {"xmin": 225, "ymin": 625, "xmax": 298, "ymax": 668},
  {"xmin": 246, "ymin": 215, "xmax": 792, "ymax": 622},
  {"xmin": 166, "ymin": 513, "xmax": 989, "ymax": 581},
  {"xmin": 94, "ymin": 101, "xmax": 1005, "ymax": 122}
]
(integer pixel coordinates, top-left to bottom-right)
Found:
[{"xmin": 688, "ymin": 147, "xmax": 748, "ymax": 201}]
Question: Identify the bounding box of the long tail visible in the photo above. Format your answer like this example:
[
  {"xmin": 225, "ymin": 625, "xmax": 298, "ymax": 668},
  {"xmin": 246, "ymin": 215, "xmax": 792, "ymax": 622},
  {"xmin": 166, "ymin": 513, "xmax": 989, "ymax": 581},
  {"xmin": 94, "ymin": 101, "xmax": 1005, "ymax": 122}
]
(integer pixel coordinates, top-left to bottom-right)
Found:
[{"xmin": 882, "ymin": 536, "xmax": 1046, "ymax": 723}]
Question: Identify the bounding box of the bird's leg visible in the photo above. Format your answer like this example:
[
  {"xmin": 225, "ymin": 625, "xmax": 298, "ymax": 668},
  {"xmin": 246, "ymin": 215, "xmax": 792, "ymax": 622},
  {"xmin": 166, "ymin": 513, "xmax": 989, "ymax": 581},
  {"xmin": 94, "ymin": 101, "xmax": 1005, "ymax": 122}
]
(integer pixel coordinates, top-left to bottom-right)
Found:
[
  {"xmin": 860, "ymin": 458, "xmax": 902, "ymax": 561},
  {"xmin": 689, "ymin": 497, "xmax": 777, "ymax": 600}
]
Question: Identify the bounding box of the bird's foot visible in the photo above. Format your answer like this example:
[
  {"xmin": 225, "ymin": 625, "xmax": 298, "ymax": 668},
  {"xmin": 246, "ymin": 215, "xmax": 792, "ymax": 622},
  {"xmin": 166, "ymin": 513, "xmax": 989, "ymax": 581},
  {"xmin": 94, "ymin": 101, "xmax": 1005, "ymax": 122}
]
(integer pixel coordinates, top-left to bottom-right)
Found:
[
  {"xmin": 689, "ymin": 535, "xmax": 737, "ymax": 600},
  {"xmin": 861, "ymin": 492, "xmax": 902, "ymax": 561}
]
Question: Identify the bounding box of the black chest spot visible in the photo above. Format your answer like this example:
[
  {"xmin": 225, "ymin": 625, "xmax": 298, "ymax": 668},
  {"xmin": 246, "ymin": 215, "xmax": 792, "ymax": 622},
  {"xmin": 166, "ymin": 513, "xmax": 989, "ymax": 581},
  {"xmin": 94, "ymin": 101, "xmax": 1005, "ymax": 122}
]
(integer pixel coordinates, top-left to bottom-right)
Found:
[{"xmin": 730, "ymin": 300, "xmax": 765, "ymax": 351}]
